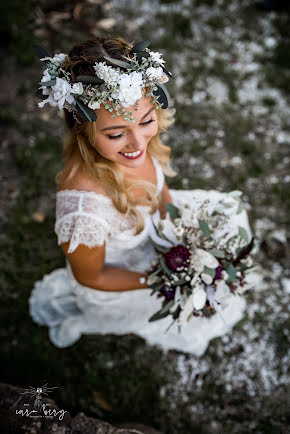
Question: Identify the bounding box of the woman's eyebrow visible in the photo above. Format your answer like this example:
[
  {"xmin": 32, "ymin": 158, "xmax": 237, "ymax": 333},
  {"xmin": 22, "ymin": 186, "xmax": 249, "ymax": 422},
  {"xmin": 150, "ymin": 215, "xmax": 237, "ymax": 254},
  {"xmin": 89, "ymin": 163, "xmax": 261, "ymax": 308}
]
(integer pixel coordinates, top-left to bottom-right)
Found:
[{"xmin": 101, "ymin": 106, "xmax": 155, "ymax": 131}]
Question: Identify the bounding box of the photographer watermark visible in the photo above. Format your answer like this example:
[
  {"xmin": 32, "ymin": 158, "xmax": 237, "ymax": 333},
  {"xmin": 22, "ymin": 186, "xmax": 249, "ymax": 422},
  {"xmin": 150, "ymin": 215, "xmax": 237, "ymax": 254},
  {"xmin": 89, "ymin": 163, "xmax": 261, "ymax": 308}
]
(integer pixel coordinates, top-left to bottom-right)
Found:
[{"xmin": 15, "ymin": 383, "xmax": 67, "ymax": 421}]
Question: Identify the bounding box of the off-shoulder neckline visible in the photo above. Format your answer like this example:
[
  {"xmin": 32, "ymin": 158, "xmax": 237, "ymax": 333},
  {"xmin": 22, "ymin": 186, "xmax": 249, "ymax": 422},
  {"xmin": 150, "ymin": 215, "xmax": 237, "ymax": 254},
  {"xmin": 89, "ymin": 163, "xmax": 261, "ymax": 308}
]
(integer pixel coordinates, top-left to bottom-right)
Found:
[{"xmin": 56, "ymin": 156, "xmax": 163, "ymax": 201}]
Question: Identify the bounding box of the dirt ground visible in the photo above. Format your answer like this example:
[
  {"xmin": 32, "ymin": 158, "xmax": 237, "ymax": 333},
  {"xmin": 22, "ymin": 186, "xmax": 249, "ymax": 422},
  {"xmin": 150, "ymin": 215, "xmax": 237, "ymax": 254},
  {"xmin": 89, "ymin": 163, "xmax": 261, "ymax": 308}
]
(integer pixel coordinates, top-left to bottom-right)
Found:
[{"xmin": 1, "ymin": 0, "xmax": 289, "ymax": 433}]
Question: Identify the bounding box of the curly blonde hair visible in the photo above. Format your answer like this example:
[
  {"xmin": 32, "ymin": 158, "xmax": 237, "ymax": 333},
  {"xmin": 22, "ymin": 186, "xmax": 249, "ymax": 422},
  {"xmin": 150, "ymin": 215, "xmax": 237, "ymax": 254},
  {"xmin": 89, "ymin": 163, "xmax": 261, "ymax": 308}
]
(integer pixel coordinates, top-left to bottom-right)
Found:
[{"xmin": 56, "ymin": 35, "xmax": 177, "ymax": 234}]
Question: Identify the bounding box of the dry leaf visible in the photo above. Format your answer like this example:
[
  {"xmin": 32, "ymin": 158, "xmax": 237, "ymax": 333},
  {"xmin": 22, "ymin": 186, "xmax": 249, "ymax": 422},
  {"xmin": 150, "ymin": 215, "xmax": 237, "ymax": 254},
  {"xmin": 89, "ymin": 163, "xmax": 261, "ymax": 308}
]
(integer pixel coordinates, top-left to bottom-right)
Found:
[
  {"xmin": 32, "ymin": 212, "xmax": 45, "ymax": 223},
  {"xmin": 92, "ymin": 390, "xmax": 112, "ymax": 411}
]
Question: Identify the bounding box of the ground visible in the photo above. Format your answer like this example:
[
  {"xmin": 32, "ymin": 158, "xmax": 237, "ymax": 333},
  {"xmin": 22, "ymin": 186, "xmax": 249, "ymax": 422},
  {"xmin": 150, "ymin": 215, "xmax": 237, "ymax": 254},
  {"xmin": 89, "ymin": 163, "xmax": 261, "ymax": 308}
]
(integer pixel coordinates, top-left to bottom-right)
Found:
[{"xmin": 0, "ymin": 0, "xmax": 289, "ymax": 433}]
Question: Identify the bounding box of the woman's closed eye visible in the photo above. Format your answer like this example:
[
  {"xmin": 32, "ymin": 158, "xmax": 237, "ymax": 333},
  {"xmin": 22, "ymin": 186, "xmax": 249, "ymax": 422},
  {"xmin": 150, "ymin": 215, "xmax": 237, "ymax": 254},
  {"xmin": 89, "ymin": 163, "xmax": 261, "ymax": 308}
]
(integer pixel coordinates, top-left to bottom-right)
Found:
[{"xmin": 107, "ymin": 118, "xmax": 155, "ymax": 140}]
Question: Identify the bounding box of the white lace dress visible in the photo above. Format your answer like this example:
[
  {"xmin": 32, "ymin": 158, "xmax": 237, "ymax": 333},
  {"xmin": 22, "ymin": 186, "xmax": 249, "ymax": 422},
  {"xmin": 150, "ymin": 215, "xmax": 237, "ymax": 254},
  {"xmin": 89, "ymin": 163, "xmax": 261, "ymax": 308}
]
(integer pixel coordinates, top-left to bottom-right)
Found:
[{"xmin": 29, "ymin": 157, "xmax": 252, "ymax": 355}]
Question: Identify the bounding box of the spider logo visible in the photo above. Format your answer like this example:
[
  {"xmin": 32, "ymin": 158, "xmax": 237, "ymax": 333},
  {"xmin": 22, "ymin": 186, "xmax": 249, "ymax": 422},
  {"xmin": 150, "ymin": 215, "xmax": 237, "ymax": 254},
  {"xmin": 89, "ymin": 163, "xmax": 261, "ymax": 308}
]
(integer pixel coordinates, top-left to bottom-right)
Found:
[{"xmin": 19, "ymin": 383, "xmax": 58, "ymax": 411}]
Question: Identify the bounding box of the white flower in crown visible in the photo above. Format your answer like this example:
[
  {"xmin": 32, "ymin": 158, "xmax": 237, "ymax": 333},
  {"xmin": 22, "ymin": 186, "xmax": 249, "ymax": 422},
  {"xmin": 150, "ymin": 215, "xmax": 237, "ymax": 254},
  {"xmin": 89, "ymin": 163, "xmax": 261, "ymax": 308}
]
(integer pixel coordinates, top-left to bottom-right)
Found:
[
  {"xmin": 71, "ymin": 82, "xmax": 84, "ymax": 95},
  {"xmin": 111, "ymin": 71, "xmax": 143, "ymax": 108},
  {"xmin": 38, "ymin": 91, "xmax": 58, "ymax": 108},
  {"xmin": 51, "ymin": 53, "xmax": 67, "ymax": 65},
  {"xmin": 148, "ymin": 50, "xmax": 165, "ymax": 65},
  {"xmin": 146, "ymin": 66, "xmax": 169, "ymax": 84},
  {"xmin": 93, "ymin": 62, "xmax": 121, "ymax": 86},
  {"xmin": 40, "ymin": 69, "xmax": 51, "ymax": 96},
  {"xmin": 51, "ymin": 77, "xmax": 75, "ymax": 110},
  {"xmin": 88, "ymin": 100, "xmax": 101, "ymax": 110}
]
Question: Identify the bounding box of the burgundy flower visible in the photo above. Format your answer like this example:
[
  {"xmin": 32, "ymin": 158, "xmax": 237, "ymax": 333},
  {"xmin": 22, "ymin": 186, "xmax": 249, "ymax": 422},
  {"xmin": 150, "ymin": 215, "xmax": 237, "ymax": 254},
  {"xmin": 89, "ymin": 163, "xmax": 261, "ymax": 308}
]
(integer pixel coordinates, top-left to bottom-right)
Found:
[
  {"xmin": 164, "ymin": 245, "xmax": 190, "ymax": 271},
  {"xmin": 213, "ymin": 264, "xmax": 224, "ymax": 281},
  {"xmin": 160, "ymin": 286, "xmax": 175, "ymax": 301}
]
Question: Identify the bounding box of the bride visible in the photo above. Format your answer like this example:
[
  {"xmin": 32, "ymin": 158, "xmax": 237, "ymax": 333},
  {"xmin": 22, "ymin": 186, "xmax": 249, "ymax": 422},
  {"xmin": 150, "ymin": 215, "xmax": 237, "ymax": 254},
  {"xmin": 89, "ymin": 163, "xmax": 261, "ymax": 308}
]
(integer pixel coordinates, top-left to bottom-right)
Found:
[{"xmin": 29, "ymin": 35, "xmax": 252, "ymax": 355}]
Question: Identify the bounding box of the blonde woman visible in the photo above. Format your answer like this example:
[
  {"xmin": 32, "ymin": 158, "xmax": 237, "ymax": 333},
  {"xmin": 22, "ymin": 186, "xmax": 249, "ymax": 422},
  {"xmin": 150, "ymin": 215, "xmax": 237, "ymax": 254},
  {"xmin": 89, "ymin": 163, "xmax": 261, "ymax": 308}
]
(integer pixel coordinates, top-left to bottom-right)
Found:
[{"xmin": 29, "ymin": 36, "xmax": 252, "ymax": 354}]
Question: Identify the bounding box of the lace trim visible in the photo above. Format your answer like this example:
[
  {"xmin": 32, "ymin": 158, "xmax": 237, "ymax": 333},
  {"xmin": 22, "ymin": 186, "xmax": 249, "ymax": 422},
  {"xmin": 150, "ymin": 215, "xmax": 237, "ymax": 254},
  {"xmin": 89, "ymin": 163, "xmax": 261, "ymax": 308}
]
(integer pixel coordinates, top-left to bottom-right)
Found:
[{"xmin": 55, "ymin": 213, "xmax": 110, "ymax": 253}]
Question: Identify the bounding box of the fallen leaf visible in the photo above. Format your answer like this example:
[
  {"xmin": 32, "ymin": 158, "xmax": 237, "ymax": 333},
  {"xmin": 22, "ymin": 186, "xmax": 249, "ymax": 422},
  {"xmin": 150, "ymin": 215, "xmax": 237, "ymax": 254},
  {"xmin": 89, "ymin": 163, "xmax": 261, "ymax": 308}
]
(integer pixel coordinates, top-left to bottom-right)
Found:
[
  {"xmin": 92, "ymin": 391, "xmax": 112, "ymax": 411},
  {"xmin": 32, "ymin": 212, "xmax": 45, "ymax": 223}
]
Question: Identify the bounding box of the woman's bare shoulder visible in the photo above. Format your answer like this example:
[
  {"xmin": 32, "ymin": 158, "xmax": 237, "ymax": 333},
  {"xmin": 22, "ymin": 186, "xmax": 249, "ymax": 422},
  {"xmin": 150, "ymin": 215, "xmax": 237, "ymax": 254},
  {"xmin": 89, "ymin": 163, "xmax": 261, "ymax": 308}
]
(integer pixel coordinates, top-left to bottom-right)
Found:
[{"xmin": 57, "ymin": 165, "xmax": 107, "ymax": 196}]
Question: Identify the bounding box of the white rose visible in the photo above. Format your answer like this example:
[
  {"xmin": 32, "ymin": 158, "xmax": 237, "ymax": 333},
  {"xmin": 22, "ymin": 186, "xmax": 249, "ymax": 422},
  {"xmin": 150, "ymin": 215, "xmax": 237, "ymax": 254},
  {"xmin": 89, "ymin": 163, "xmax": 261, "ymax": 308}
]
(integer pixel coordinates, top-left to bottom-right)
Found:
[
  {"xmin": 71, "ymin": 82, "xmax": 84, "ymax": 95},
  {"xmin": 112, "ymin": 71, "xmax": 143, "ymax": 107}
]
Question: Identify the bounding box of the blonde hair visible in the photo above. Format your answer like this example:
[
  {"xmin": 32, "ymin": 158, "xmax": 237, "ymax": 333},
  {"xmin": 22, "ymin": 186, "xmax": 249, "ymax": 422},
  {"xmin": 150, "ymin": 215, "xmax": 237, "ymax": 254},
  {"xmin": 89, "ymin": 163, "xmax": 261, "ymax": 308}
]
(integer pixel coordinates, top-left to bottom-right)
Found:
[{"xmin": 56, "ymin": 35, "xmax": 177, "ymax": 234}]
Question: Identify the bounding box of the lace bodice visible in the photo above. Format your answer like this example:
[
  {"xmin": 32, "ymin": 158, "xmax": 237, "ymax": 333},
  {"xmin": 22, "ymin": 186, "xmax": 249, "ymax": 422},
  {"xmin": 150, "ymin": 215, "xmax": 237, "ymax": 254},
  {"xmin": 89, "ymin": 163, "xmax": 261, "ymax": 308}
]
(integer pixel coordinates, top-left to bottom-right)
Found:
[{"xmin": 54, "ymin": 156, "xmax": 165, "ymax": 271}]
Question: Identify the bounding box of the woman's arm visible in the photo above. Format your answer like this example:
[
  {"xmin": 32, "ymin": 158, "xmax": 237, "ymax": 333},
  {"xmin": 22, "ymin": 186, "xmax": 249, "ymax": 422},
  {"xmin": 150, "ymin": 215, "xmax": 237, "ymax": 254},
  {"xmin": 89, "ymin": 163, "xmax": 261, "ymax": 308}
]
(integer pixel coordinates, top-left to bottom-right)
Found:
[
  {"xmin": 61, "ymin": 242, "xmax": 148, "ymax": 292},
  {"xmin": 159, "ymin": 181, "xmax": 174, "ymax": 219}
]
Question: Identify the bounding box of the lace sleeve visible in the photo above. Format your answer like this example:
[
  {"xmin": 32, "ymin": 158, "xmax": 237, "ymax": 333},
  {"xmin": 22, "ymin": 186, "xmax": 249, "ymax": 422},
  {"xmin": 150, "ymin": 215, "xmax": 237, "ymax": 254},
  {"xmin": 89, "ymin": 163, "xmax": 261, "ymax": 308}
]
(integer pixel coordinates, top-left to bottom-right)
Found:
[{"xmin": 55, "ymin": 213, "xmax": 110, "ymax": 253}]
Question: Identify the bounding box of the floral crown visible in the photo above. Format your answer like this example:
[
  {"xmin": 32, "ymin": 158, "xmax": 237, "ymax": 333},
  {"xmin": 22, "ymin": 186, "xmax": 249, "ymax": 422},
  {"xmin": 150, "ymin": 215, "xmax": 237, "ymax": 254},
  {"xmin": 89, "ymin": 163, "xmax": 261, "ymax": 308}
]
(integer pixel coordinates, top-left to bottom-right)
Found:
[{"xmin": 33, "ymin": 40, "xmax": 173, "ymax": 123}]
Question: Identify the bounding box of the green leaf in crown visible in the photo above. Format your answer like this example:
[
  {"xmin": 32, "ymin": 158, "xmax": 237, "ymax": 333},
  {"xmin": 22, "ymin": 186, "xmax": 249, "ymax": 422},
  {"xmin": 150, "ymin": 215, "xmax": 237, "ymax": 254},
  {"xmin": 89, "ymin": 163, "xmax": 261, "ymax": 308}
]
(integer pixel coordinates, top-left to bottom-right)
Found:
[
  {"xmin": 131, "ymin": 40, "xmax": 151, "ymax": 53},
  {"xmin": 75, "ymin": 98, "xmax": 97, "ymax": 122}
]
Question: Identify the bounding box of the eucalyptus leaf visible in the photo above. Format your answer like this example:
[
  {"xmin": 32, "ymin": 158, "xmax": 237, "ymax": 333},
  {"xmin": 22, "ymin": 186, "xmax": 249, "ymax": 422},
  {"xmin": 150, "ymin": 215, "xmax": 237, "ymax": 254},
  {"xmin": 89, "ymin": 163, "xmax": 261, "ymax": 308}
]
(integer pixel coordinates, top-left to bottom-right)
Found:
[
  {"xmin": 236, "ymin": 200, "xmax": 244, "ymax": 214},
  {"xmin": 203, "ymin": 266, "xmax": 216, "ymax": 278},
  {"xmin": 38, "ymin": 80, "xmax": 56, "ymax": 87},
  {"xmin": 103, "ymin": 56, "xmax": 134, "ymax": 69},
  {"xmin": 159, "ymin": 299, "xmax": 175, "ymax": 315},
  {"xmin": 148, "ymin": 266, "xmax": 163, "ymax": 278},
  {"xmin": 165, "ymin": 202, "xmax": 180, "ymax": 220},
  {"xmin": 149, "ymin": 236, "xmax": 170, "ymax": 253},
  {"xmin": 228, "ymin": 190, "xmax": 242, "ymax": 197},
  {"xmin": 162, "ymin": 65, "xmax": 173, "ymax": 78},
  {"xmin": 131, "ymin": 40, "xmax": 151, "ymax": 53},
  {"xmin": 208, "ymin": 248, "xmax": 225, "ymax": 258},
  {"xmin": 160, "ymin": 256, "xmax": 173, "ymax": 276},
  {"xmin": 136, "ymin": 51, "xmax": 150, "ymax": 62},
  {"xmin": 238, "ymin": 226, "xmax": 249, "ymax": 244},
  {"xmin": 198, "ymin": 219, "xmax": 212, "ymax": 237},
  {"xmin": 75, "ymin": 99, "xmax": 97, "ymax": 122},
  {"xmin": 152, "ymin": 84, "xmax": 168, "ymax": 109},
  {"xmin": 158, "ymin": 83, "xmax": 171, "ymax": 103},
  {"xmin": 226, "ymin": 263, "xmax": 236, "ymax": 282},
  {"xmin": 76, "ymin": 75, "xmax": 104, "ymax": 85},
  {"xmin": 171, "ymin": 278, "xmax": 188, "ymax": 286},
  {"xmin": 32, "ymin": 45, "xmax": 51, "ymax": 60},
  {"xmin": 148, "ymin": 309, "xmax": 170, "ymax": 322}
]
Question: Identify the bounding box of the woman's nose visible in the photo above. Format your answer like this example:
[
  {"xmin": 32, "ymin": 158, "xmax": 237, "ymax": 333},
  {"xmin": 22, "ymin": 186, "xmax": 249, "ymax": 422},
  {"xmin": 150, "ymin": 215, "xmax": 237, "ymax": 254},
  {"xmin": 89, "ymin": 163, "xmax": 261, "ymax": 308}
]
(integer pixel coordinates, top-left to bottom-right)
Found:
[{"xmin": 128, "ymin": 130, "xmax": 146, "ymax": 149}]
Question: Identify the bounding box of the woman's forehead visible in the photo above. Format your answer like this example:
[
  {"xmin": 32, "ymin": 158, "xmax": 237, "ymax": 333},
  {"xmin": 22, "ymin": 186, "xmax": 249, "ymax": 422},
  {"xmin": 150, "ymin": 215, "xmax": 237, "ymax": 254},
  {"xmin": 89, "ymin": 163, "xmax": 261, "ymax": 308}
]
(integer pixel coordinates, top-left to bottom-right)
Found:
[{"xmin": 95, "ymin": 93, "xmax": 154, "ymax": 128}]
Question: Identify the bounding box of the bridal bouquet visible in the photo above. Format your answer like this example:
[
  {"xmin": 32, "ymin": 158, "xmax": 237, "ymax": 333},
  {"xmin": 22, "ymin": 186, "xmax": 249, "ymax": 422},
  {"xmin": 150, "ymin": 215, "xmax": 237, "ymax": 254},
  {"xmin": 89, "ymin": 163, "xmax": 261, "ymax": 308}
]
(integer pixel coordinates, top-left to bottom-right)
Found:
[{"xmin": 146, "ymin": 190, "xmax": 256, "ymax": 333}]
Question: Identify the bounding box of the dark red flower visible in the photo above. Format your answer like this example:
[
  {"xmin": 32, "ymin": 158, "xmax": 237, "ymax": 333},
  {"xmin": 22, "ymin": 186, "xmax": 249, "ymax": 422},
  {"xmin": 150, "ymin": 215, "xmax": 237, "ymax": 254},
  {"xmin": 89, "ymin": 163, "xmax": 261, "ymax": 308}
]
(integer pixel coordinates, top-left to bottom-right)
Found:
[
  {"xmin": 160, "ymin": 286, "xmax": 175, "ymax": 301},
  {"xmin": 164, "ymin": 245, "xmax": 190, "ymax": 271},
  {"xmin": 213, "ymin": 264, "xmax": 224, "ymax": 281}
]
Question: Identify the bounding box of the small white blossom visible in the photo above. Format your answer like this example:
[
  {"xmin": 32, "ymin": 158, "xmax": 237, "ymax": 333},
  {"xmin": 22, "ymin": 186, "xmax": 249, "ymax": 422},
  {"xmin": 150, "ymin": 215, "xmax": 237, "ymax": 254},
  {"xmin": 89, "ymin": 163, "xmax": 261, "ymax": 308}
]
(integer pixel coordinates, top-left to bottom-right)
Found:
[
  {"xmin": 88, "ymin": 100, "xmax": 101, "ymax": 110},
  {"xmin": 146, "ymin": 66, "xmax": 164, "ymax": 81},
  {"xmin": 93, "ymin": 62, "xmax": 121, "ymax": 86},
  {"xmin": 52, "ymin": 53, "xmax": 67, "ymax": 65},
  {"xmin": 71, "ymin": 82, "xmax": 84, "ymax": 95},
  {"xmin": 148, "ymin": 50, "xmax": 166, "ymax": 65}
]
